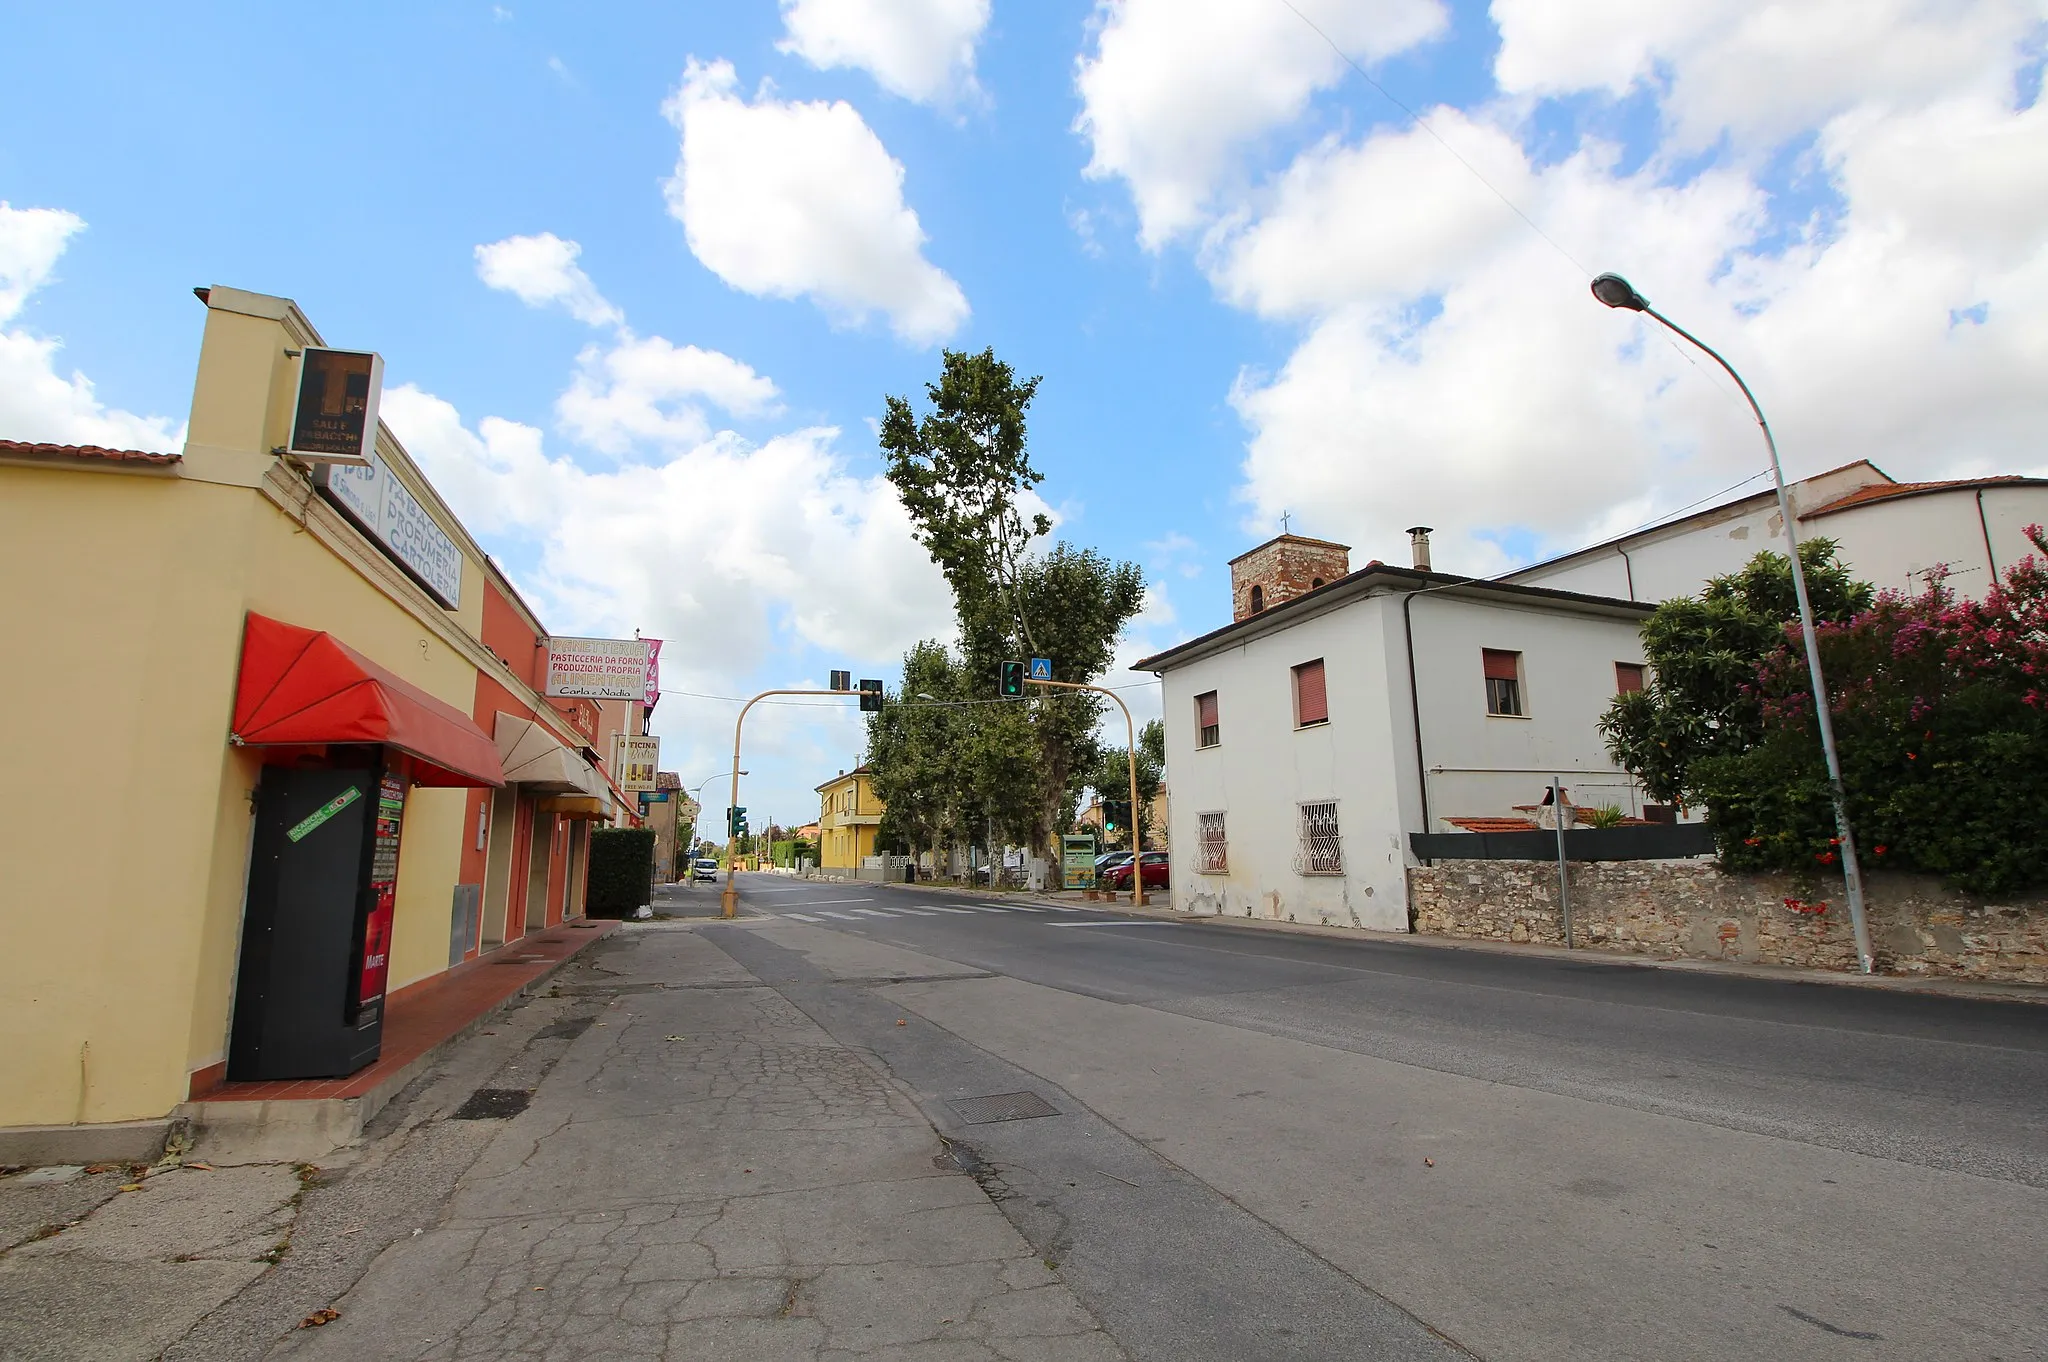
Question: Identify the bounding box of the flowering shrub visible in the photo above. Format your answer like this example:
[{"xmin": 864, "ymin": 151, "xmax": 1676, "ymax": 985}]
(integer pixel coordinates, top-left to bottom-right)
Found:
[{"xmin": 1697, "ymin": 525, "xmax": 2048, "ymax": 894}]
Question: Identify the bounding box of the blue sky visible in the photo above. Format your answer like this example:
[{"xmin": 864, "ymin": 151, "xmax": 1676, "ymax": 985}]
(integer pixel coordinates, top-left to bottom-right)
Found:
[{"xmin": 7, "ymin": 0, "xmax": 2046, "ymax": 834}]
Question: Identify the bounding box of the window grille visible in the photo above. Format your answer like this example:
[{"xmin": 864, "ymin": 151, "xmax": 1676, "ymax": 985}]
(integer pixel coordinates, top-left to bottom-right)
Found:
[
  {"xmin": 1293, "ymin": 659, "xmax": 1328, "ymax": 726},
  {"xmin": 1296, "ymin": 801, "xmax": 1343, "ymax": 875},
  {"xmin": 1197, "ymin": 812, "xmax": 1228, "ymax": 873},
  {"xmin": 1195, "ymin": 690, "xmax": 1220, "ymax": 748},
  {"xmin": 1483, "ymin": 649, "xmax": 1523, "ymax": 716}
]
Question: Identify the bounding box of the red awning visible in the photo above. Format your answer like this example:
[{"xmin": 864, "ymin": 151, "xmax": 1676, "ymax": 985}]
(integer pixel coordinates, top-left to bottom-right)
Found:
[{"xmin": 231, "ymin": 612, "xmax": 505, "ymax": 788}]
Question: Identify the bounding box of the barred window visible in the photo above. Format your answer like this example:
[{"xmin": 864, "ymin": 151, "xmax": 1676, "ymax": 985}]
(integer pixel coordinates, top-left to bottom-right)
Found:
[
  {"xmin": 1197, "ymin": 812, "xmax": 1228, "ymax": 873},
  {"xmin": 1297, "ymin": 801, "xmax": 1343, "ymax": 875}
]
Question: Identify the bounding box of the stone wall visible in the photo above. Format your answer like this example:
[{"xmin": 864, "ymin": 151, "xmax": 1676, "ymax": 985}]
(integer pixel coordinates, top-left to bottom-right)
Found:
[
  {"xmin": 1408, "ymin": 860, "xmax": 2048, "ymax": 985},
  {"xmin": 1228, "ymin": 535, "xmax": 1352, "ymax": 621}
]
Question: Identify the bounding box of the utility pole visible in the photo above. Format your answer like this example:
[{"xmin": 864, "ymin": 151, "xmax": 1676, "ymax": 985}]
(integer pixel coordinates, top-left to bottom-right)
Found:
[{"xmin": 1021, "ymin": 675, "xmax": 1149, "ymax": 907}]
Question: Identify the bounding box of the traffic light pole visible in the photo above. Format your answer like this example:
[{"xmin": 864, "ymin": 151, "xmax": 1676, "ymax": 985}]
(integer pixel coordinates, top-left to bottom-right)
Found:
[
  {"xmin": 721, "ymin": 687, "xmax": 868, "ymax": 919},
  {"xmin": 1023, "ymin": 678, "xmax": 1148, "ymax": 907}
]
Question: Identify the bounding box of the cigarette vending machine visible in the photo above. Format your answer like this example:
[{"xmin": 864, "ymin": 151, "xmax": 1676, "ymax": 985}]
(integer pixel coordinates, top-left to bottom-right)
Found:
[{"xmin": 228, "ymin": 756, "xmax": 405, "ymax": 1081}]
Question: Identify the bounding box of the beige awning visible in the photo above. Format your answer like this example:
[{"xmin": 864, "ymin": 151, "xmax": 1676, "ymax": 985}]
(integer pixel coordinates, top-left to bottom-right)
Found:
[{"xmin": 494, "ymin": 712, "xmax": 608, "ymax": 797}]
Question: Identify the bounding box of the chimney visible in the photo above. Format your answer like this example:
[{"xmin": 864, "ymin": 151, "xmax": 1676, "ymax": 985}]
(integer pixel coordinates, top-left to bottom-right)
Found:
[{"xmin": 1406, "ymin": 526, "xmax": 1433, "ymax": 572}]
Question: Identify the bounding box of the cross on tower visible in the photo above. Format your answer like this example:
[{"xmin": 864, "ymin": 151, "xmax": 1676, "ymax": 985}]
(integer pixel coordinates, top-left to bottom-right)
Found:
[{"xmin": 1280, "ymin": 511, "xmax": 1292, "ymax": 535}]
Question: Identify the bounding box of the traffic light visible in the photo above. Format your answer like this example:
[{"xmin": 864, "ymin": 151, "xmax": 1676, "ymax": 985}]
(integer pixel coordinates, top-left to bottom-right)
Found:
[
  {"xmin": 1102, "ymin": 800, "xmax": 1126, "ymax": 832},
  {"xmin": 999, "ymin": 660, "xmax": 1024, "ymax": 696},
  {"xmin": 859, "ymin": 679, "xmax": 884, "ymax": 712},
  {"xmin": 728, "ymin": 806, "xmax": 747, "ymax": 835}
]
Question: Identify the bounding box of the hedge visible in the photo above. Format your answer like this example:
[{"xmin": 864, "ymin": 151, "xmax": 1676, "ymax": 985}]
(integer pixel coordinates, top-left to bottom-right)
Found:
[{"xmin": 586, "ymin": 827, "xmax": 656, "ymax": 917}]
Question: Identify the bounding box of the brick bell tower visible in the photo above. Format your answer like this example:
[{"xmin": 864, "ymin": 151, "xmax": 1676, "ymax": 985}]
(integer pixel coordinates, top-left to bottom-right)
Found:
[{"xmin": 1227, "ymin": 534, "xmax": 1352, "ymax": 622}]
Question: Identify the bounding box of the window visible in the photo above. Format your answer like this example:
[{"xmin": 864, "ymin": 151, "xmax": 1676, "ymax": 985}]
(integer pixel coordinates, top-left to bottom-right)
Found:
[
  {"xmin": 1615, "ymin": 662, "xmax": 1647, "ymax": 694},
  {"xmin": 1483, "ymin": 648, "xmax": 1523, "ymax": 716},
  {"xmin": 1293, "ymin": 658, "xmax": 1328, "ymax": 727},
  {"xmin": 1297, "ymin": 801, "xmax": 1343, "ymax": 874},
  {"xmin": 1311, "ymin": 577, "xmax": 1324, "ymax": 588},
  {"xmin": 1195, "ymin": 691, "xmax": 1220, "ymax": 748},
  {"xmin": 1249, "ymin": 584, "xmax": 1265, "ymax": 612},
  {"xmin": 1197, "ymin": 812, "xmax": 1228, "ymax": 873}
]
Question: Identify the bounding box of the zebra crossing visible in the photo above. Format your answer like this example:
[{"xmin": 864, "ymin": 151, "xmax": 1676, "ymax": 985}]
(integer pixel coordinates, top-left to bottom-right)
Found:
[{"xmin": 775, "ymin": 896, "xmax": 1102, "ymax": 925}]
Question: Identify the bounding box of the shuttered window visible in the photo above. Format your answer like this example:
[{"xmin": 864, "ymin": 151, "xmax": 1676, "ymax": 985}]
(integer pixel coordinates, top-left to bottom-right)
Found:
[
  {"xmin": 1482, "ymin": 649, "xmax": 1523, "ymax": 716},
  {"xmin": 1195, "ymin": 691, "xmax": 1220, "ymax": 748},
  {"xmin": 1293, "ymin": 659, "xmax": 1328, "ymax": 727},
  {"xmin": 1615, "ymin": 662, "xmax": 1646, "ymax": 694}
]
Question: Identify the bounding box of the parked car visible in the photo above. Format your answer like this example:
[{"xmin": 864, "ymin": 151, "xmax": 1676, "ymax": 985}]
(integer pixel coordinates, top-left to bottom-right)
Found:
[
  {"xmin": 1101, "ymin": 851, "xmax": 1168, "ymax": 890},
  {"xmin": 1094, "ymin": 851, "xmax": 1134, "ymax": 876},
  {"xmin": 690, "ymin": 857, "xmax": 719, "ymax": 882}
]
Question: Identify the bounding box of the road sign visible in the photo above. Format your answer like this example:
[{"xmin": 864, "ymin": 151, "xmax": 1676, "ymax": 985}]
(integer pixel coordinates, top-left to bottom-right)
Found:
[
  {"xmin": 830, "ymin": 669, "xmax": 851, "ymax": 692},
  {"xmin": 999, "ymin": 661, "xmax": 1024, "ymax": 696},
  {"xmin": 858, "ymin": 679, "xmax": 884, "ymax": 712},
  {"xmin": 1029, "ymin": 657, "xmax": 1052, "ymax": 681}
]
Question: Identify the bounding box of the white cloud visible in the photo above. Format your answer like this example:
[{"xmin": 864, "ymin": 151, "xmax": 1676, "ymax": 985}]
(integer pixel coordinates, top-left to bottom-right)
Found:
[
  {"xmin": 382, "ymin": 384, "xmax": 955, "ymax": 684},
  {"xmin": 1492, "ymin": 0, "xmax": 2043, "ymax": 154},
  {"xmin": 474, "ymin": 232, "xmax": 624, "ymax": 327},
  {"xmin": 661, "ymin": 58, "xmax": 970, "ymax": 343},
  {"xmin": 1221, "ymin": 69, "xmax": 2048, "ymax": 575},
  {"xmin": 557, "ymin": 332, "xmax": 782, "ymax": 455},
  {"xmin": 0, "ymin": 203, "xmax": 181, "ymax": 452},
  {"xmin": 778, "ymin": 0, "xmax": 991, "ymax": 105},
  {"xmin": 1073, "ymin": 0, "xmax": 1448, "ymax": 249}
]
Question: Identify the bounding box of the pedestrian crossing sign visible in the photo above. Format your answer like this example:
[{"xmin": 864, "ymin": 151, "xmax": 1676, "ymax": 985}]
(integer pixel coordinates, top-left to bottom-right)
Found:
[{"xmin": 1029, "ymin": 657, "xmax": 1052, "ymax": 681}]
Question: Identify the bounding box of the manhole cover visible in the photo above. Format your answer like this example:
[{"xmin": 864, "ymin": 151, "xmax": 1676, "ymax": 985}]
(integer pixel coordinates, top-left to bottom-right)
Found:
[
  {"xmin": 451, "ymin": 1088, "xmax": 532, "ymax": 1120},
  {"xmin": 535, "ymin": 1017, "xmax": 594, "ymax": 1041},
  {"xmin": 949, "ymin": 1091, "xmax": 1060, "ymax": 1125}
]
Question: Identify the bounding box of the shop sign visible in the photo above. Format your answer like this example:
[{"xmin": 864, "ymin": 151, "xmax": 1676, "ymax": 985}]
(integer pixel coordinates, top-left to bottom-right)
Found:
[
  {"xmin": 643, "ymin": 638, "xmax": 663, "ymax": 710},
  {"xmin": 314, "ymin": 451, "xmax": 464, "ymax": 609},
  {"xmin": 289, "ymin": 348, "xmax": 383, "ymax": 466},
  {"xmin": 1062, "ymin": 834, "xmax": 1097, "ymax": 890},
  {"xmin": 611, "ymin": 733, "xmax": 660, "ymax": 792},
  {"xmin": 546, "ymin": 637, "xmax": 651, "ymax": 700}
]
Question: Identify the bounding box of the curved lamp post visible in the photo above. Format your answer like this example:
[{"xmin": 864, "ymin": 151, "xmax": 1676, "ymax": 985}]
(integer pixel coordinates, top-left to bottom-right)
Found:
[{"xmin": 1590, "ymin": 273, "xmax": 1873, "ymax": 975}]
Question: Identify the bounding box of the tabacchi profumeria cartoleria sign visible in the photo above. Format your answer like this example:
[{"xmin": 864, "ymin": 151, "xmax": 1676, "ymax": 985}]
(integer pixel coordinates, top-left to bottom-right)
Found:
[{"xmin": 288, "ymin": 348, "xmax": 383, "ymax": 466}]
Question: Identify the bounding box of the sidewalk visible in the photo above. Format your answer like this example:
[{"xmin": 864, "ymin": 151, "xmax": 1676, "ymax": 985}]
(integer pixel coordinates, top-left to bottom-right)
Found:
[{"xmin": 264, "ymin": 923, "xmax": 1120, "ymax": 1360}]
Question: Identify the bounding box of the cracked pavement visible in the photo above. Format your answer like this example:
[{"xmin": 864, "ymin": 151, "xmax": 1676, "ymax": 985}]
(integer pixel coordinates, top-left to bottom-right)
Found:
[{"xmin": 266, "ymin": 926, "xmax": 1121, "ymax": 1361}]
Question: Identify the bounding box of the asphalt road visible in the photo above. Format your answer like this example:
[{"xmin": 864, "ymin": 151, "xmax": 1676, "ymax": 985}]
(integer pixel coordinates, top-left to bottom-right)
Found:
[{"xmin": 680, "ymin": 874, "xmax": 2048, "ymax": 1362}]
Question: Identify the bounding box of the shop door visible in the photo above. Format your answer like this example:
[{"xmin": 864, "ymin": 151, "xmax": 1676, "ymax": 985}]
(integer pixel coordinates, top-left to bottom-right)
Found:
[
  {"xmin": 479, "ymin": 785, "xmax": 518, "ymax": 947},
  {"xmin": 524, "ymin": 805, "xmax": 552, "ymax": 932},
  {"xmin": 565, "ymin": 821, "xmax": 589, "ymax": 917}
]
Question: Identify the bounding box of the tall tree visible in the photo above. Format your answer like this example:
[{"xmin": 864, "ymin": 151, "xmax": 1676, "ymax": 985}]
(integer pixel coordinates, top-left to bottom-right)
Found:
[
  {"xmin": 1084, "ymin": 718, "xmax": 1165, "ymax": 850},
  {"xmin": 880, "ymin": 351, "xmax": 1147, "ymax": 856}
]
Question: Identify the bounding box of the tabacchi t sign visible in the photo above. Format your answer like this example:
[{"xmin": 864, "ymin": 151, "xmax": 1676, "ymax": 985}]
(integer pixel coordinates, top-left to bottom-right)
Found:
[{"xmin": 289, "ymin": 348, "xmax": 383, "ymax": 467}]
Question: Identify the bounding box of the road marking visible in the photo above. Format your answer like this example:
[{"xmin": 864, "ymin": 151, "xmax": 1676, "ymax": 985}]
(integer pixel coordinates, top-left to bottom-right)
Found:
[
  {"xmin": 1002, "ymin": 904, "xmax": 1048, "ymax": 913},
  {"xmin": 950, "ymin": 904, "xmax": 1011, "ymax": 913},
  {"xmin": 817, "ymin": 911, "xmax": 863, "ymax": 921},
  {"xmin": 781, "ymin": 898, "xmax": 874, "ymax": 906},
  {"xmin": 894, "ymin": 908, "xmax": 943, "ymax": 916},
  {"xmin": 784, "ymin": 913, "xmax": 822, "ymax": 923},
  {"xmin": 851, "ymin": 908, "xmax": 900, "ymax": 918},
  {"xmin": 1044, "ymin": 920, "xmax": 1183, "ymax": 928},
  {"xmin": 926, "ymin": 906, "xmax": 979, "ymax": 914}
]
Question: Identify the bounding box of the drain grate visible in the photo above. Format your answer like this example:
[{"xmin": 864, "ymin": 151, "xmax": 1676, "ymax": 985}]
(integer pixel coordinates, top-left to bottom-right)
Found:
[
  {"xmin": 949, "ymin": 1091, "xmax": 1060, "ymax": 1125},
  {"xmin": 535, "ymin": 1016, "xmax": 594, "ymax": 1041},
  {"xmin": 451, "ymin": 1088, "xmax": 532, "ymax": 1120}
]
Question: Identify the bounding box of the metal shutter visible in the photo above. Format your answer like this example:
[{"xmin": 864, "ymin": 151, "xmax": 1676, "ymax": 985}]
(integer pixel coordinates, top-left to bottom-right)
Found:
[
  {"xmin": 1482, "ymin": 649, "xmax": 1520, "ymax": 680},
  {"xmin": 1294, "ymin": 660, "xmax": 1328, "ymax": 725}
]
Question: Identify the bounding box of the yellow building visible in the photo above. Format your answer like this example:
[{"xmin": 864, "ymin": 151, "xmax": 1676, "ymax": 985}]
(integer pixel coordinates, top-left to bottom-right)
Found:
[
  {"xmin": 0, "ymin": 285, "xmax": 629, "ymax": 1163},
  {"xmin": 815, "ymin": 767, "xmax": 883, "ymax": 870}
]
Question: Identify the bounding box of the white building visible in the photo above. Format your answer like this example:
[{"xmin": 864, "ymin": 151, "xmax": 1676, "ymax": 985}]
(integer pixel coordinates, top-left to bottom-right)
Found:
[
  {"xmin": 1134, "ymin": 535, "xmax": 1654, "ymax": 932},
  {"xmin": 1506, "ymin": 461, "xmax": 2048, "ymax": 603}
]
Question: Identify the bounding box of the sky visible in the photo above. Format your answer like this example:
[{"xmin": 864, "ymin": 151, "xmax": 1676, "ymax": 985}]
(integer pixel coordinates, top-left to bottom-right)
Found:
[{"xmin": 5, "ymin": 0, "xmax": 2047, "ymax": 838}]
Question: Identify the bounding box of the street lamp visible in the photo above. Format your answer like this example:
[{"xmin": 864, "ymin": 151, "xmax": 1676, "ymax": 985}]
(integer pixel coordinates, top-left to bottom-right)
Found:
[{"xmin": 1590, "ymin": 272, "xmax": 1873, "ymax": 974}]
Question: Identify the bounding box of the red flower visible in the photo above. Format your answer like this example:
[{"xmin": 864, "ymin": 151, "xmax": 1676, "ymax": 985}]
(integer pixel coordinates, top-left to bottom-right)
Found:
[
  {"xmin": 1873, "ymin": 844, "xmax": 1888, "ymax": 856},
  {"xmin": 1816, "ymin": 851, "xmax": 1838, "ymax": 865}
]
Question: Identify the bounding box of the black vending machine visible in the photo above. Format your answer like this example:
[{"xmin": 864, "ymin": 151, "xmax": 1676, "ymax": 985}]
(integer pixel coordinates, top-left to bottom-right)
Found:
[{"xmin": 228, "ymin": 755, "xmax": 405, "ymax": 1080}]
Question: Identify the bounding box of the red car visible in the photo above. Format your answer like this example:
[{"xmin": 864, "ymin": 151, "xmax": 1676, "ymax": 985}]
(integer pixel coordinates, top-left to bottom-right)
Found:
[{"xmin": 1102, "ymin": 851, "xmax": 1169, "ymax": 890}]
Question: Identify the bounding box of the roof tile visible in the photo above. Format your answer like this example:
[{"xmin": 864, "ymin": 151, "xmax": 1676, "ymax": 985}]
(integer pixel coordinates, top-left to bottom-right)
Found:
[{"xmin": 0, "ymin": 439, "xmax": 180, "ymax": 466}]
